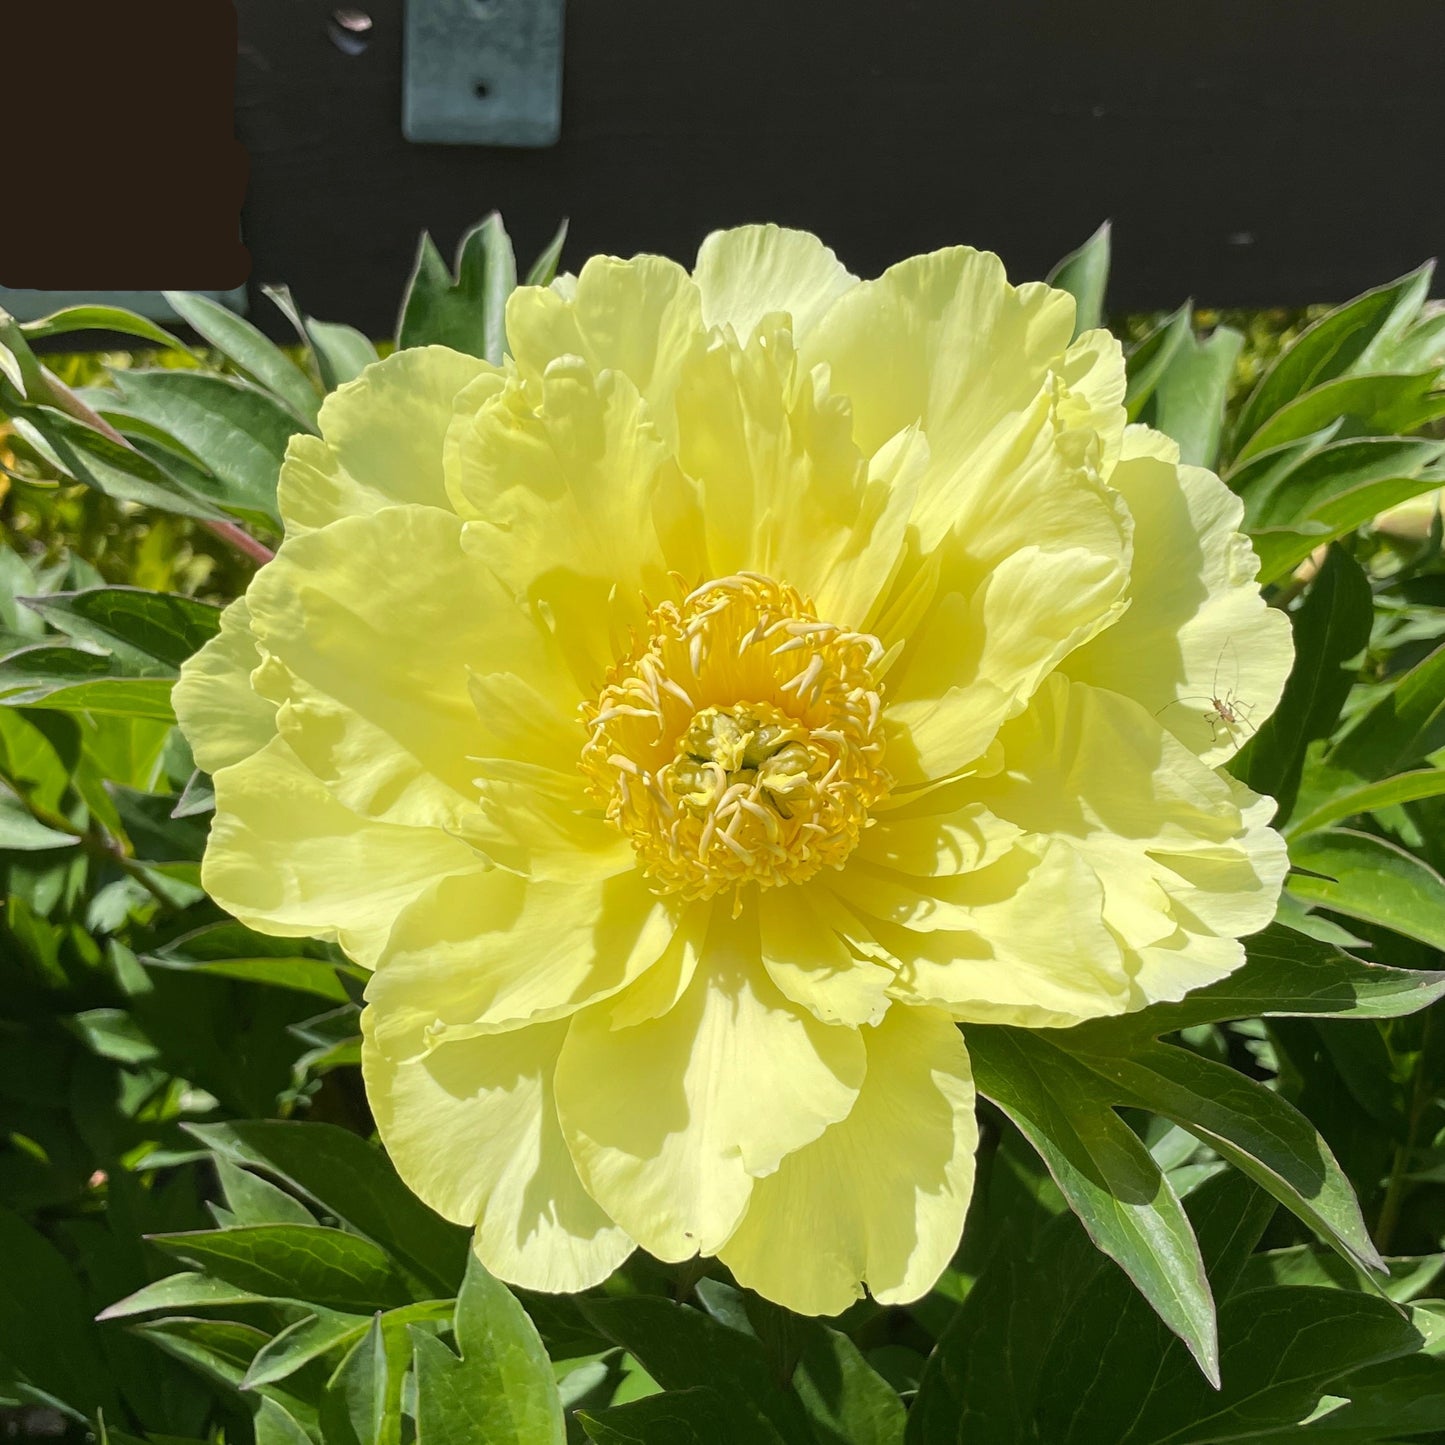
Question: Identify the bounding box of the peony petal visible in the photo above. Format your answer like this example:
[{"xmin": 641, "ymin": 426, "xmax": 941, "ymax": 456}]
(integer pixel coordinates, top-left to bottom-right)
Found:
[
  {"xmin": 972, "ymin": 673, "xmax": 1286, "ymax": 1008},
  {"xmin": 1064, "ymin": 426, "xmax": 1294, "ymax": 766},
  {"xmin": 364, "ymin": 866, "xmax": 679, "ymax": 1046},
  {"xmin": 447, "ymin": 361, "xmax": 705, "ymax": 694},
  {"xmin": 718, "ymin": 1004, "xmax": 977, "ymax": 1315},
  {"xmin": 173, "ymin": 597, "xmax": 277, "ymax": 775},
  {"xmin": 801, "ymin": 247, "xmax": 1074, "ymax": 470},
  {"xmin": 758, "ymin": 884, "xmax": 893, "ymax": 1028},
  {"xmin": 243, "ymin": 504, "xmax": 576, "ymax": 828},
  {"xmin": 693, "ymin": 224, "xmax": 857, "ymax": 343},
  {"xmin": 837, "ymin": 839, "xmax": 1133, "ymax": 1027},
  {"xmin": 363, "ymin": 1012, "xmax": 633, "ymax": 1293},
  {"xmin": 505, "ymin": 254, "xmax": 704, "ymax": 447},
  {"xmin": 554, "ymin": 902, "xmax": 866, "ymax": 1262},
  {"xmin": 672, "ymin": 323, "xmax": 914, "ymax": 631},
  {"xmin": 205, "ymin": 734, "xmax": 479, "ymax": 967},
  {"xmin": 277, "ymin": 347, "xmax": 498, "ymax": 534}
]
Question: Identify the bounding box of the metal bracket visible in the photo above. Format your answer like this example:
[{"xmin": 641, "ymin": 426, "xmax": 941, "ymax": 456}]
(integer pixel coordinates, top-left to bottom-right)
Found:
[{"xmin": 403, "ymin": 0, "xmax": 564, "ymax": 147}]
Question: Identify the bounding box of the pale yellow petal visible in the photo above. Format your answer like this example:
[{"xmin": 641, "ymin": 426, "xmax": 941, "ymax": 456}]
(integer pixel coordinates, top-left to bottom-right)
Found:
[
  {"xmin": 554, "ymin": 903, "xmax": 865, "ymax": 1262},
  {"xmin": 1065, "ymin": 426, "xmax": 1294, "ymax": 766},
  {"xmin": 243, "ymin": 504, "xmax": 576, "ymax": 828},
  {"xmin": 173, "ymin": 597, "xmax": 277, "ymax": 775},
  {"xmin": 364, "ymin": 867, "xmax": 679, "ymax": 1045},
  {"xmin": 837, "ymin": 839, "xmax": 1132, "ymax": 1027},
  {"xmin": 693, "ymin": 224, "xmax": 856, "ymax": 342},
  {"xmin": 447, "ymin": 361, "xmax": 705, "ymax": 694},
  {"xmin": 758, "ymin": 884, "xmax": 893, "ymax": 1028},
  {"xmin": 205, "ymin": 734, "xmax": 479, "ymax": 968},
  {"xmin": 277, "ymin": 347, "xmax": 498, "ymax": 534},
  {"xmin": 672, "ymin": 324, "xmax": 913, "ymax": 631},
  {"xmin": 363, "ymin": 1012, "xmax": 632, "ymax": 1292},
  {"xmin": 718, "ymin": 1004, "xmax": 977, "ymax": 1315},
  {"xmin": 973, "ymin": 674, "xmax": 1286, "ymax": 1008},
  {"xmin": 504, "ymin": 254, "xmax": 703, "ymax": 446},
  {"xmin": 801, "ymin": 247, "xmax": 1074, "ymax": 473}
]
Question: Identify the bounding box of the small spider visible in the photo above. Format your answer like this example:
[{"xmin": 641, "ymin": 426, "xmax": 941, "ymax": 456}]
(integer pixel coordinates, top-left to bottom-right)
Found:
[{"xmin": 1159, "ymin": 641, "xmax": 1256, "ymax": 743}]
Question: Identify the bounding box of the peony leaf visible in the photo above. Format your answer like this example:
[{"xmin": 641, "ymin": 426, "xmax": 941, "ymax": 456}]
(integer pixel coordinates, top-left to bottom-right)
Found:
[
  {"xmin": 1231, "ymin": 263, "xmax": 1433, "ymax": 453},
  {"xmin": 581, "ymin": 1295, "xmax": 817, "ymax": 1442},
  {"xmin": 1060, "ymin": 1039, "xmax": 1384, "ymax": 1277},
  {"xmin": 1046, "ymin": 221, "xmax": 1111, "ymax": 340},
  {"xmin": 1124, "ymin": 303, "xmax": 1192, "ymax": 420},
  {"xmin": 183, "ymin": 1120, "xmax": 469, "ymax": 1296},
  {"xmin": 243, "ymin": 1307, "xmax": 370, "ymax": 1389},
  {"xmin": 1327, "ymin": 639, "xmax": 1445, "ymax": 782},
  {"xmin": 1234, "ymin": 542, "xmax": 1373, "ymax": 818},
  {"xmin": 1145, "ymin": 322, "xmax": 1244, "ymax": 469},
  {"xmin": 1288, "ymin": 828, "xmax": 1445, "ymax": 953},
  {"xmin": 1286, "ymin": 766, "xmax": 1445, "ymax": 839},
  {"xmin": 253, "ymin": 1397, "xmax": 314, "ymax": 1445},
  {"xmin": 968, "ymin": 1028, "xmax": 1219, "ymax": 1384},
  {"xmin": 410, "ymin": 1252, "xmax": 564, "ymax": 1445},
  {"xmin": 148, "ymin": 1224, "xmax": 415, "ymax": 1313},
  {"xmin": 20, "ymin": 586, "xmax": 220, "ymax": 673},
  {"xmin": 578, "ymin": 1387, "xmax": 790, "ymax": 1444},
  {"xmin": 106, "ymin": 370, "xmax": 303, "ymax": 524},
  {"xmin": 396, "ymin": 213, "xmax": 517, "ymax": 364},
  {"xmin": 97, "ymin": 1271, "xmax": 265, "ymax": 1321},
  {"xmin": 162, "ymin": 291, "xmax": 322, "ymax": 426}
]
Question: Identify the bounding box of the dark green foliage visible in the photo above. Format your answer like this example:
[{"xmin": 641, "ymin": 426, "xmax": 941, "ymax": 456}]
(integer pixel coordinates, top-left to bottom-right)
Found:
[{"xmin": 3, "ymin": 218, "xmax": 1445, "ymax": 1443}]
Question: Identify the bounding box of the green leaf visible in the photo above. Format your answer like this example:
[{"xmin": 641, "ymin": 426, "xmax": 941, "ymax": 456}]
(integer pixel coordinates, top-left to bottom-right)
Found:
[
  {"xmin": 1287, "ymin": 767, "xmax": 1445, "ymax": 838},
  {"xmin": 397, "ymin": 213, "xmax": 517, "ymax": 363},
  {"xmin": 582, "ymin": 1296, "xmax": 825, "ymax": 1443},
  {"xmin": 244, "ymin": 1307, "xmax": 370, "ymax": 1389},
  {"xmin": 9, "ymin": 406, "xmax": 232, "ymax": 522},
  {"xmin": 97, "ymin": 1271, "xmax": 266, "ymax": 1321},
  {"xmin": 252, "ymin": 1397, "xmax": 315, "ymax": 1445},
  {"xmin": 0, "ymin": 794, "xmax": 78, "ymax": 850},
  {"xmin": 1232, "ymin": 264, "xmax": 1433, "ymax": 450},
  {"xmin": 1124, "ymin": 304, "xmax": 1192, "ymax": 421},
  {"xmin": 1289, "ymin": 1351, "xmax": 1445, "ymax": 1440},
  {"xmin": 260, "ymin": 283, "xmax": 380, "ymax": 392},
  {"xmin": 579, "ymin": 1387, "xmax": 789, "ymax": 1444},
  {"xmin": 908, "ymin": 1170, "xmax": 1274, "ymax": 1445},
  {"xmin": 1081, "ymin": 923, "xmax": 1445, "ymax": 1037},
  {"xmin": 1288, "ymin": 828, "xmax": 1445, "ymax": 952},
  {"xmin": 148, "ymin": 1224, "xmax": 415, "ymax": 1313},
  {"xmin": 163, "ymin": 291, "xmax": 321, "ymax": 425},
  {"xmin": 20, "ymin": 586, "xmax": 220, "ymax": 672},
  {"xmin": 1328, "ymin": 639, "xmax": 1445, "ymax": 782},
  {"xmin": 107, "ymin": 370, "xmax": 303, "ymax": 523},
  {"xmin": 1235, "ymin": 544, "xmax": 1372, "ymax": 818},
  {"xmin": 307, "ymin": 321, "xmax": 380, "ymax": 391},
  {"xmin": 19, "ymin": 304, "xmax": 190, "ymax": 355},
  {"xmin": 0, "ymin": 307, "xmax": 47, "ymax": 397},
  {"xmin": 0, "ymin": 707, "xmax": 78, "ymax": 812},
  {"xmin": 1060, "ymin": 1038, "xmax": 1383, "ymax": 1276},
  {"xmin": 791, "ymin": 1322, "xmax": 905, "ymax": 1445},
  {"xmin": 145, "ymin": 921, "xmax": 361, "ymax": 1002},
  {"xmin": 0, "ymin": 1204, "xmax": 121, "ymax": 1418},
  {"xmin": 1234, "ymin": 370, "xmax": 1445, "ymax": 467},
  {"xmin": 136, "ymin": 1316, "xmax": 270, "ymax": 1390},
  {"xmin": 1240, "ymin": 436, "xmax": 1444, "ymax": 532},
  {"xmin": 411, "ymin": 1251, "xmax": 565, "ymax": 1445},
  {"xmin": 183, "ymin": 1120, "xmax": 468, "ymax": 1294},
  {"xmin": 0, "ymin": 643, "xmax": 176, "ymax": 719},
  {"xmin": 322, "ymin": 1313, "xmax": 401, "ymax": 1445},
  {"xmin": 524, "ymin": 218, "xmax": 570, "ymax": 288},
  {"xmin": 1110, "ymin": 1287, "xmax": 1423, "ymax": 1445},
  {"xmin": 215, "ymin": 1157, "xmax": 317, "ymax": 1228},
  {"xmin": 1146, "ymin": 323, "xmax": 1244, "ymax": 469},
  {"xmin": 1238, "ymin": 1245, "xmax": 1445, "ymax": 1303},
  {"xmin": 1046, "ymin": 221, "xmax": 1111, "ymax": 339},
  {"xmin": 968, "ymin": 1029, "xmax": 1218, "ymax": 1382}
]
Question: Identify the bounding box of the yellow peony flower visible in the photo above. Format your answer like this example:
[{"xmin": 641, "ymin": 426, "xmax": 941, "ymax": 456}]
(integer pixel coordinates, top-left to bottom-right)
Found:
[{"xmin": 175, "ymin": 226, "xmax": 1293, "ymax": 1315}]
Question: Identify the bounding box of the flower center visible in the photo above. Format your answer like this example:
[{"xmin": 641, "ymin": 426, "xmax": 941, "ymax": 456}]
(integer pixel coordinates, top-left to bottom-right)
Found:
[{"xmin": 581, "ymin": 574, "xmax": 889, "ymax": 904}]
